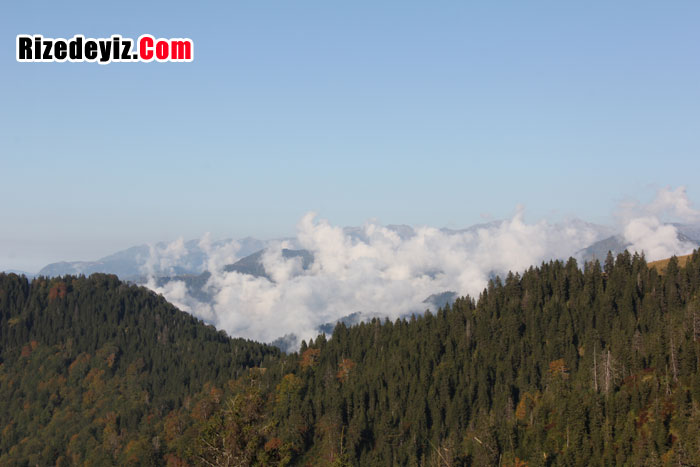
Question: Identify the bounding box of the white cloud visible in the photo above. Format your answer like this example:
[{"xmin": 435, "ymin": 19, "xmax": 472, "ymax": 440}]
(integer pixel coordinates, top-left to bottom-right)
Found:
[
  {"xmin": 142, "ymin": 187, "xmax": 699, "ymax": 350},
  {"xmin": 621, "ymin": 186, "xmax": 699, "ymax": 261},
  {"xmin": 142, "ymin": 237, "xmax": 187, "ymax": 277},
  {"xmin": 649, "ymin": 186, "xmax": 700, "ymax": 223},
  {"xmin": 623, "ymin": 217, "xmax": 694, "ymax": 262},
  {"xmin": 144, "ymin": 211, "xmax": 605, "ymax": 348}
]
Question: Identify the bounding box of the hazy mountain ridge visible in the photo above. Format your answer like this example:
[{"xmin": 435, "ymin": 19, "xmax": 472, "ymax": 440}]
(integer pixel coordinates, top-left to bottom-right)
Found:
[
  {"xmin": 577, "ymin": 223, "xmax": 700, "ymax": 263},
  {"xmin": 21, "ymin": 218, "xmax": 700, "ymax": 353},
  {"xmin": 32, "ymin": 219, "xmax": 615, "ymax": 280},
  {"xmin": 35, "ymin": 237, "xmax": 269, "ymax": 280},
  {"xmin": 137, "ymin": 219, "xmax": 614, "ymax": 349},
  {"xmin": 223, "ymin": 248, "xmax": 314, "ymax": 280}
]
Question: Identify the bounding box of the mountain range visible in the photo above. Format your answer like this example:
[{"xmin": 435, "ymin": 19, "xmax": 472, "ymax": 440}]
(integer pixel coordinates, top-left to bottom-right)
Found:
[
  {"xmin": 33, "ymin": 237, "xmax": 270, "ymax": 280},
  {"xmin": 3, "ymin": 250, "xmax": 700, "ymax": 464},
  {"xmin": 8, "ymin": 220, "xmax": 700, "ymax": 352},
  {"xmin": 23, "ymin": 221, "xmax": 617, "ymax": 279}
]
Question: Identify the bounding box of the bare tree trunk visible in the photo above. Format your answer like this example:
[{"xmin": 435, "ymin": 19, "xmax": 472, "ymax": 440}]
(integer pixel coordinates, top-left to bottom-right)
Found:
[
  {"xmin": 593, "ymin": 343, "xmax": 598, "ymax": 392},
  {"xmin": 605, "ymin": 350, "xmax": 611, "ymax": 395},
  {"xmin": 670, "ymin": 334, "xmax": 678, "ymax": 383}
]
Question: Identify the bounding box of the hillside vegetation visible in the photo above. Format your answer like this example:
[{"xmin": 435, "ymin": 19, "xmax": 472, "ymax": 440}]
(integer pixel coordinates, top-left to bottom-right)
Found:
[
  {"xmin": 648, "ymin": 253, "xmax": 693, "ymax": 274},
  {"xmin": 0, "ymin": 274, "xmax": 279, "ymax": 465},
  {"xmin": 2, "ymin": 250, "xmax": 700, "ymax": 465}
]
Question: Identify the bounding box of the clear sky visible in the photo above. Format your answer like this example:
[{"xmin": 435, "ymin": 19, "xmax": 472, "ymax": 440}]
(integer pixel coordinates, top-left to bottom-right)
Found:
[{"xmin": 1, "ymin": 1, "xmax": 699, "ymax": 272}]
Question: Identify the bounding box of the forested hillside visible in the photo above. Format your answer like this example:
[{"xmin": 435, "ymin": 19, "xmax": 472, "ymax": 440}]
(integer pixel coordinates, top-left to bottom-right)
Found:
[
  {"xmin": 193, "ymin": 250, "xmax": 700, "ymax": 466},
  {"xmin": 0, "ymin": 273, "xmax": 279, "ymax": 465},
  {"xmin": 2, "ymin": 250, "xmax": 700, "ymax": 465}
]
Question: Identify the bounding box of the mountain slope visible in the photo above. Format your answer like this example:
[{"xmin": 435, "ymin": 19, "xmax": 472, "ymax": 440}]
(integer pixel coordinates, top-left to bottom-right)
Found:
[
  {"xmin": 647, "ymin": 253, "xmax": 694, "ymax": 273},
  {"xmin": 194, "ymin": 250, "xmax": 700, "ymax": 465},
  {"xmin": 223, "ymin": 248, "xmax": 314, "ymax": 280},
  {"xmin": 0, "ymin": 273, "xmax": 279, "ymax": 465},
  {"xmin": 5, "ymin": 249, "xmax": 700, "ymax": 465}
]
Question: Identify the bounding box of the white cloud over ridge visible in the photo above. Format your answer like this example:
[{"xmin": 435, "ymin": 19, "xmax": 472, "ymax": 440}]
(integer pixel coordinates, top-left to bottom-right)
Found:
[
  {"xmin": 620, "ymin": 187, "xmax": 699, "ymax": 261},
  {"xmin": 144, "ymin": 187, "xmax": 699, "ymax": 349}
]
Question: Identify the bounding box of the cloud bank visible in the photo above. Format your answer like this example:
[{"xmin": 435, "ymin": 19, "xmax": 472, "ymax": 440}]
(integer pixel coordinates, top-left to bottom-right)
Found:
[
  {"xmin": 145, "ymin": 187, "xmax": 699, "ymax": 349},
  {"xmin": 620, "ymin": 186, "xmax": 699, "ymax": 261}
]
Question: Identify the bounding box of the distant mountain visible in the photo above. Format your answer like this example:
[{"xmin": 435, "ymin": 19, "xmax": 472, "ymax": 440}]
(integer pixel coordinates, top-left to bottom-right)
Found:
[
  {"xmin": 151, "ymin": 271, "xmax": 216, "ymax": 303},
  {"xmin": 674, "ymin": 223, "xmax": 700, "ymax": 242},
  {"xmin": 577, "ymin": 223, "xmax": 700, "ymax": 263},
  {"xmin": 37, "ymin": 237, "xmax": 268, "ymax": 280},
  {"xmin": 147, "ymin": 248, "xmax": 315, "ymax": 313},
  {"xmin": 423, "ymin": 290, "xmax": 458, "ymax": 309},
  {"xmin": 317, "ymin": 311, "xmax": 365, "ymax": 334},
  {"xmin": 342, "ymin": 224, "xmax": 417, "ymax": 242},
  {"xmin": 36, "ymin": 219, "xmax": 616, "ymax": 280},
  {"xmin": 439, "ymin": 220, "xmax": 505, "ymax": 235},
  {"xmin": 576, "ymin": 235, "xmax": 630, "ymax": 263},
  {"xmin": 224, "ymin": 248, "xmax": 314, "ymax": 280},
  {"xmin": 147, "ymin": 218, "xmax": 613, "ymax": 350}
]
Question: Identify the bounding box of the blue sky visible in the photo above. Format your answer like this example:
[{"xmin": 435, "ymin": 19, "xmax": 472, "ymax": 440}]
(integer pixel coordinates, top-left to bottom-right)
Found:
[{"xmin": 1, "ymin": 1, "xmax": 699, "ymax": 271}]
